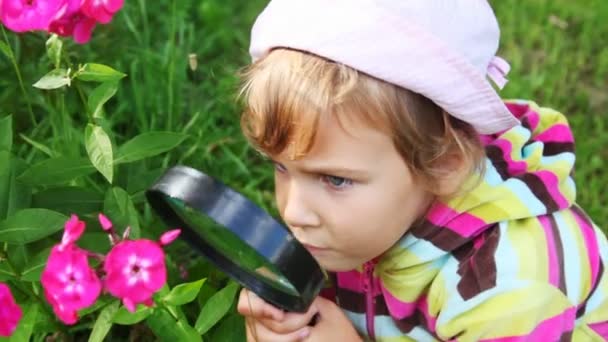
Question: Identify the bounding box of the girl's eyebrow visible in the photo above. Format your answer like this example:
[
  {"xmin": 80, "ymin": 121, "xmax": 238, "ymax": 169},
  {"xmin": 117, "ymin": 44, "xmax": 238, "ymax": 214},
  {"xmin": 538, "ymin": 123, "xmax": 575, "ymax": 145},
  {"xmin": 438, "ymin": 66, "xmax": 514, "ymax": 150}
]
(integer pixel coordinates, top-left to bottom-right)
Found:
[{"xmin": 270, "ymin": 157, "xmax": 371, "ymax": 178}]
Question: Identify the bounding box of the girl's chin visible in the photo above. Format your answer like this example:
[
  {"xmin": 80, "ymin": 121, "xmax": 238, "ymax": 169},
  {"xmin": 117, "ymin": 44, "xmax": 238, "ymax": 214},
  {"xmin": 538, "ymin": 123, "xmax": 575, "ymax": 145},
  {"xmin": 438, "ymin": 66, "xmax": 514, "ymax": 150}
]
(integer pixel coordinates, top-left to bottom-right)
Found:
[{"xmin": 315, "ymin": 257, "xmax": 362, "ymax": 272}]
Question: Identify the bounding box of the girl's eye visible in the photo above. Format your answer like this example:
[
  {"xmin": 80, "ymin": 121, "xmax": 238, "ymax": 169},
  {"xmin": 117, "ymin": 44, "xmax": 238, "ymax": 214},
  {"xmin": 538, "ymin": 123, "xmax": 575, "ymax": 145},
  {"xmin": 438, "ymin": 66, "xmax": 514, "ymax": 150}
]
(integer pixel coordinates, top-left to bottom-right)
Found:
[
  {"xmin": 322, "ymin": 175, "xmax": 353, "ymax": 189},
  {"xmin": 274, "ymin": 162, "xmax": 287, "ymax": 173}
]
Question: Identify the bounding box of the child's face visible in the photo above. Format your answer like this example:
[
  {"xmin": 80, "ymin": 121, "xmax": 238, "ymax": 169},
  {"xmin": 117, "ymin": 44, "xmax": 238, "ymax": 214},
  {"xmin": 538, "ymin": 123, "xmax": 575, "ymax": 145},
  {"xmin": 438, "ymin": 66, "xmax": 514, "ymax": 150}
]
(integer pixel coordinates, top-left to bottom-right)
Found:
[{"xmin": 271, "ymin": 115, "xmax": 433, "ymax": 271}]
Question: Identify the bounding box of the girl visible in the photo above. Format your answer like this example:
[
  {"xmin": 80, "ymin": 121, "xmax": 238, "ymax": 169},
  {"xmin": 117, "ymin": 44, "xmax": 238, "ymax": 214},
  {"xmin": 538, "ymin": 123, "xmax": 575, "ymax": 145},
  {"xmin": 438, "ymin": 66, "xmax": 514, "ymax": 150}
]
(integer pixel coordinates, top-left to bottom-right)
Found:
[{"xmin": 235, "ymin": 0, "xmax": 608, "ymax": 341}]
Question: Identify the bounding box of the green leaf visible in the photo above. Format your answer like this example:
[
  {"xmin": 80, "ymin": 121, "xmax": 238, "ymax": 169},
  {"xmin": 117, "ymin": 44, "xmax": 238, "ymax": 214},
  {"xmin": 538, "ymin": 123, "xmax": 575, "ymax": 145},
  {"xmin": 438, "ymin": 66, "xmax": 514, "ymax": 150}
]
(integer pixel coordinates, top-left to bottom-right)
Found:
[
  {"xmin": 0, "ymin": 41, "xmax": 13, "ymax": 60},
  {"xmin": 32, "ymin": 186, "xmax": 103, "ymax": 215},
  {"xmin": 77, "ymin": 63, "xmax": 126, "ymax": 82},
  {"xmin": 18, "ymin": 133, "xmax": 55, "ymax": 157},
  {"xmin": 209, "ymin": 314, "xmax": 244, "ymax": 342},
  {"xmin": 88, "ymin": 301, "xmax": 120, "ymax": 342},
  {"xmin": 17, "ymin": 157, "xmax": 95, "ymax": 186},
  {"xmin": 195, "ymin": 282, "xmax": 240, "ymax": 335},
  {"xmin": 4, "ymin": 303, "xmax": 38, "ymax": 342},
  {"xmin": 146, "ymin": 308, "xmax": 202, "ymax": 342},
  {"xmin": 45, "ymin": 34, "xmax": 63, "ymax": 69},
  {"xmin": 78, "ymin": 232, "xmax": 111, "ymax": 254},
  {"xmin": 103, "ymin": 187, "xmax": 140, "ymax": 238},
  {"xmin": 112, "ymin": 305, "xmax": 152, "ymax": 325},
  {"xmin": 163, "ymin": 278, "xmax": 206, "ymax": 306},
  {"xmin": 33, "ymin": 68, "xmax": 70, "ymax": 90},
  {"xmin": 0, "ymin": 154, "xmax": 32, "ymax": 221},
  {"xmin": 85, "ymin": 124, "xmax": 114, "ymax": 183},
  {"xmin": 79, "ymin": 296, "xmax": 113, "ymax": 316},
  {"xmin": 115, "ymin": 132, "xmax": 187, "ymax": 164},
  {"xmin": 0, "ymin": 209, "xmax": 67, "ymax": 244},
  {"xmin": 0, "ymin": 115, "xmax": 12, "ymax": 152},
  {"xmin": 0, "ymin": 261, "xmax": 17, "ymax": 281},
  {"xmin": 20, "ymin": 247, "xmax": 52, "ymax": 281},
  {"xmin": 87, "ymin": 82, "xmax": 118, "ymax": 119}
]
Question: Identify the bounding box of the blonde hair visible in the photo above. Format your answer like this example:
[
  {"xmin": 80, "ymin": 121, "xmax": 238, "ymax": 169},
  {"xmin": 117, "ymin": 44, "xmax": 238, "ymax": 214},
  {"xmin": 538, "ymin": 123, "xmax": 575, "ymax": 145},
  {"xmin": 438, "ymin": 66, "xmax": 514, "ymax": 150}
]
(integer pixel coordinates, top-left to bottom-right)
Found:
[{"xmin": 238, "ymin": 49, "xmax": 485, "ymax": 194}]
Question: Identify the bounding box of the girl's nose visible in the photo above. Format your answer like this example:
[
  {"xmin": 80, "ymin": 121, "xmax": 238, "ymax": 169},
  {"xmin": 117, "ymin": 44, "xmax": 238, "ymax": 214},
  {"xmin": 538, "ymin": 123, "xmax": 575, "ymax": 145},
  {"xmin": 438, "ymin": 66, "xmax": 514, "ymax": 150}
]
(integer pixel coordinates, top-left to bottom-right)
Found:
[{"xmin": 281, "ymin": 181, "xmax": 321, "ymax": 230}]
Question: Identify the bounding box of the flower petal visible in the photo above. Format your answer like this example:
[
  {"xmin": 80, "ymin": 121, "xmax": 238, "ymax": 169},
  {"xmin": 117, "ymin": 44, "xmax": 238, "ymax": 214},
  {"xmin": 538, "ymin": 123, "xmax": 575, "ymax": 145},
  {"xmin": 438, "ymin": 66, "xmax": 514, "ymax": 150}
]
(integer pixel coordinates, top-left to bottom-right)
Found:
[{"xmin": 159, "ymin": 229, "xmax": 181, "ymax": 246}]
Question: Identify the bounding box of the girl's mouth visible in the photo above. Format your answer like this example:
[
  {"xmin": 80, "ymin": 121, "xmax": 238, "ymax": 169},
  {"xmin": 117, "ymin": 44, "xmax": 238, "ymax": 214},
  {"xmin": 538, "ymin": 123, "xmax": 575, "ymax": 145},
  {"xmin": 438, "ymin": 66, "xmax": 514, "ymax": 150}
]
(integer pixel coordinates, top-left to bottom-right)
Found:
[{"xmin": 302, "ymin": 243, "xmax": 328, "ymax": 254}]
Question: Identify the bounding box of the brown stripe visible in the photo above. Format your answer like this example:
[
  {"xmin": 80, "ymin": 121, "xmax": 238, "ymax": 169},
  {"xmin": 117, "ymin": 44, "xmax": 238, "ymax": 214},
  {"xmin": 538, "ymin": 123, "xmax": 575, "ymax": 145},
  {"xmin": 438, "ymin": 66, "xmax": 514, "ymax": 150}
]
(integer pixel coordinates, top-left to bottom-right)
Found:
[
  {"xmin": 543, "ymin": 142, "xmax": 574, "ymax": 156},
  {"xmin": 394, "ymin": 312, "xmax": 441, "ymax": 339},
  {"xmin": 518, "ymin": 173, "xmax": 559, "ymax": 213},
  {"xmin": 336, "ymin": 287, "xmax": 389, "ymax": 316},
  {"xmin": 548, "ymin": 215, "xmax": 568, "ymax": 295},
  {"xmin": 456, "ymin": 228, "xmax": 500, "ymax": 300},
  {"xmin": 410, "ymin": 220, "xmax": 471, "ymax": 252},
  {"xmin": 485, "ymin": 145, "xmax": 510, "ymax": 180},
  {"xmin": 521, "ymin": 116, "xmax": 532, "ymax": 131},
  {"xmin": 559, "ymin": 330, "xmax": 573, "ymax": 342},
  {"xmin": 577, "ymin": 260, "xmax": 604, "ymax": 319}
]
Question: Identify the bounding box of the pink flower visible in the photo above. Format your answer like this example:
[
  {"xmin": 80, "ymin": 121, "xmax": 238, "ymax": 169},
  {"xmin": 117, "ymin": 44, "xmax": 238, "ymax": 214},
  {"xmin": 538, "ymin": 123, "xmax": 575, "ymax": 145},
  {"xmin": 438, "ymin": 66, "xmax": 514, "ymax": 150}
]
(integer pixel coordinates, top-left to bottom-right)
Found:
[
  {"xmin": 41, "ymin": 244, "xmax": 102, "ymax": 324},
  {"xmin": 48, "ymin": 10, "xmax": 97, "ymax": 44},
  {"xmin": 104, "ymin": 240, "xmax": 168, "ymax": 312},
  {"xmin": 60, "ymin": 214, "xmax": 85, "ymax": 248},
  {"xmin": 0, "ymin": 0, "xmax": 68, "ymax": 32},
  {"xmin": 0, "ymin": 283, "xmax": 22, "ymax": 337},
  {"xmin": 81, "ymin": 0, "xmax": 123, "ymax": 24}
]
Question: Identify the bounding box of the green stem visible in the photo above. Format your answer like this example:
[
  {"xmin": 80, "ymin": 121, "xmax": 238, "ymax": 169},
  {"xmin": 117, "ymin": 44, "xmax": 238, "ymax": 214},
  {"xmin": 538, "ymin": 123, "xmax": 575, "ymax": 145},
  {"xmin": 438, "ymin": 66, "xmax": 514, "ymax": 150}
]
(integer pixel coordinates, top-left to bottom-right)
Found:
[
  {"xmin": 161, "ymin": 304, "xmax": 180, "ymax": 321},
  {"xmin": 1, "ymin": 26, "xmax": 37, "ymax": 126}
]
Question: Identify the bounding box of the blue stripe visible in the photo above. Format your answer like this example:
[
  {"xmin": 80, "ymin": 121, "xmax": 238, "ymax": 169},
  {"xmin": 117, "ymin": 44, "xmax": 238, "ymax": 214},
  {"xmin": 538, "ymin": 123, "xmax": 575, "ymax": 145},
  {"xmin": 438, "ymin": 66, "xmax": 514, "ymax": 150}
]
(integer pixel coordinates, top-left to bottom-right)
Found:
[
  {"xmin": 504, "ymin": 178, "xmax": 547, "ymax": 215},
  {"xmin": 343, "ymin": 310, "xmax": 438, "ymax": 340},
  {"xmin": 493, "ymin": 222, "xmax": 520, "ymax": 284},
  {"xmin": 554, "ymin": 212, "xmax": 582, "ymax": 304},
  {"xmin": 584, "ymin": 225, "xmax": 608, "ymax": 313}
]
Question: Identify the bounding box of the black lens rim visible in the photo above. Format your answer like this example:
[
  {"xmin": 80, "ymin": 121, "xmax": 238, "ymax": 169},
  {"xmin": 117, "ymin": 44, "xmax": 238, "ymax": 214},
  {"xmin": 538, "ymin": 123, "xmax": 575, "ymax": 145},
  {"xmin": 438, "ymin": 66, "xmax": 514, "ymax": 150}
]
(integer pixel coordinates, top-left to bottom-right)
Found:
[{"xmin": 145, "ymin": 165, "xmax": 325, "ymax": 312}]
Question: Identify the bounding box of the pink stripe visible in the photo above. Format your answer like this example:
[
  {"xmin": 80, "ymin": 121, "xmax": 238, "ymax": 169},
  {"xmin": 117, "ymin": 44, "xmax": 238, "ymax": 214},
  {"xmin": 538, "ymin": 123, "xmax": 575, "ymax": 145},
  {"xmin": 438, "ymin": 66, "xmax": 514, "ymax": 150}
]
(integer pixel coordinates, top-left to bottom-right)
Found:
[
  {"xmin": 539, "ymin": 216, "xmax": 560, "ymax": 287},
  {"xmin": 427, "ymin": 204, "xmax": 488, "ymax": 237},
  {"xmin": 505, "ymin": 102, "xmax": 531, "ymax": 119},
  {"xmin": 380, "ymin": 283, "xmax": 416, "ymax": 319},
  {"xmin": 478, "ymin": 307, "xmax": 576, "ymax": 342},
  {"xmin": 493, "ymin": 138, "xmax": 528, "ymax": 175},
  {"xmin": 534, "ymin": 170, "xmax": 570, "ymax": 209},
  {"xmin": 534, "ymin": 124, "xmax": 574, "ymax": 143},
  {"xmin": 379, "ymin": 289, "xmax": 438, "ymax": 332},
  {"xmin": 571, "ymin": 210, "xmax": 600, "ymax": 289},
  {"xmin": 337, "ymin": 270, "xmax": 381, "ymax": 295},
  {"xmin": 418, "ymin": 296, "xmax": 437, "ymax": 332},
  {"xmin": 589, "ymin": 321, "xmax": 608, "ymax": 338},
  {"xmin": 524, "ymin": 111, "xmax": 540, "ymax": 131}
]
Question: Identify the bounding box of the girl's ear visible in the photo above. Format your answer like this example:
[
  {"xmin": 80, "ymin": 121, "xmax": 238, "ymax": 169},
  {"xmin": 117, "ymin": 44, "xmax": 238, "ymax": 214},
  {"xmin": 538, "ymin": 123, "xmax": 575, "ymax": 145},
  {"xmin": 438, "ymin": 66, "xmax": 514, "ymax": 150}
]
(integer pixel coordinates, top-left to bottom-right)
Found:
[{"xmin": 433, "ymin": 150, "xmax": 474, "ymax": 198}]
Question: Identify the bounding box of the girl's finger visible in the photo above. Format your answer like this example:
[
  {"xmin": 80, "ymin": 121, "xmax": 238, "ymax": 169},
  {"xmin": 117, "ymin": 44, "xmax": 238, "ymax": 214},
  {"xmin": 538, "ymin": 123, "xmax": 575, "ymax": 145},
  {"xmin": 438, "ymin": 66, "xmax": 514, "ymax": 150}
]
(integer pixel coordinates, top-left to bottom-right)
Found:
[
  {"xmin": 237, "ymin": 288, "xmax": 285, "ymax": 321},
  {"xmin": 258, "ymin": 303, "xmax": 319, "ymax": 334},
  {"xmin": 245, "ymin": 316, "xmax": 310, "ymax": 342}
]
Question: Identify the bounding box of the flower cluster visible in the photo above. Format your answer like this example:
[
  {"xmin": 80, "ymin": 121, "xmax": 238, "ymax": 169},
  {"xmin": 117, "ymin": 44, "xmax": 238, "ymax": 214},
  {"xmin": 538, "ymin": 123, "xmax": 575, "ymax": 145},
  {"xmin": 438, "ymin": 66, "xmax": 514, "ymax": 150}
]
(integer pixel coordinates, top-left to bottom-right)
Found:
[
  {"xmin": 40, "ymin": 214, "xmax": 180, "ymax": 324},
  {"xmin": 0, "ymin": 0, "xmax": 124, "ymax": 43}
]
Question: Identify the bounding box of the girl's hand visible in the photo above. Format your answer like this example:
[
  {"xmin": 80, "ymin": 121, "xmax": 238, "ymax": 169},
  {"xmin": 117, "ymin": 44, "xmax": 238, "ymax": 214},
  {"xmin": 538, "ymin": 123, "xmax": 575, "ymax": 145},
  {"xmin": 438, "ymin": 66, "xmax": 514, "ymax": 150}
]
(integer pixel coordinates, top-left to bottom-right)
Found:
[
  {"xmin": 237, "ymin": 288, "xmax": 362, "ymax": 342},
  {"xmin": 237, "ymin": 288, "xmax": 319, "ymax": 341},
  {"xmin": 304, "ymin": 296, "xmax": 363, "ymax": 342}
]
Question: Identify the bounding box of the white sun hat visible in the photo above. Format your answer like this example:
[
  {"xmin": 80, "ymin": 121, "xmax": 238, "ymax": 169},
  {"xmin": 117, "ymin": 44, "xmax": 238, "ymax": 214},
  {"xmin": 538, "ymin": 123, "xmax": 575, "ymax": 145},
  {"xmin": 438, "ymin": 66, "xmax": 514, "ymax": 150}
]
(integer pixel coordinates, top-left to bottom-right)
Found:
[{"xmin": 248, "ymin": 0, "xmax": 519, "ymax": 134}]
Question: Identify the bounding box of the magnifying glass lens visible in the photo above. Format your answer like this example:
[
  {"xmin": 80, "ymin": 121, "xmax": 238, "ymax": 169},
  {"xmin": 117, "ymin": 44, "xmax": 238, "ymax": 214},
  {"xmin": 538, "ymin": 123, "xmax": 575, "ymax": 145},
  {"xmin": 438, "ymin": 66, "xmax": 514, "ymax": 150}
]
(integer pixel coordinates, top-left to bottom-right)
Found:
[{"xmin": 166, "ymin": 197, "xmax": 299, "ymax": 296}]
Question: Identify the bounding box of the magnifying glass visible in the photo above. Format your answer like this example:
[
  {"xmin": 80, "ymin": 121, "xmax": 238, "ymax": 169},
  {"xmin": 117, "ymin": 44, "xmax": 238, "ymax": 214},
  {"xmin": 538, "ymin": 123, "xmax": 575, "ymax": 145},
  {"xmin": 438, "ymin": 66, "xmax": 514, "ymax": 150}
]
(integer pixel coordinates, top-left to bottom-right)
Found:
[{"xmin": 145, "ymin": 165, "xmax": 325, "ymax": 313}]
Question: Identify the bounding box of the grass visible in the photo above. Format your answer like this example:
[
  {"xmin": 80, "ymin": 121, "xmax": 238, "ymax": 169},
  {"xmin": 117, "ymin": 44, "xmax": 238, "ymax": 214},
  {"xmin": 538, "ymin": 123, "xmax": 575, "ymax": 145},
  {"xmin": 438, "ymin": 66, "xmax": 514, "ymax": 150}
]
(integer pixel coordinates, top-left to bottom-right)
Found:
[
  {"xmin": 0, "ymin": 2, "xmax": 604, "ymax": 226},
  {"xmin": 492, "ymin": 0, "xmax": 608, "ymax": 226}
]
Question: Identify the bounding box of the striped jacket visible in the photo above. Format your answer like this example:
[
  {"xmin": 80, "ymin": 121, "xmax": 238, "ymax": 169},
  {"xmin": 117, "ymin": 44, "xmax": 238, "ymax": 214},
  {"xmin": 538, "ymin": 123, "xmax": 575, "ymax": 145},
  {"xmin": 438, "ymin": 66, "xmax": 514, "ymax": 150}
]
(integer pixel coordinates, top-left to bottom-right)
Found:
[{"xmin": 328, "ymin": 100, "xmax": 608, "ymax": 341}]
